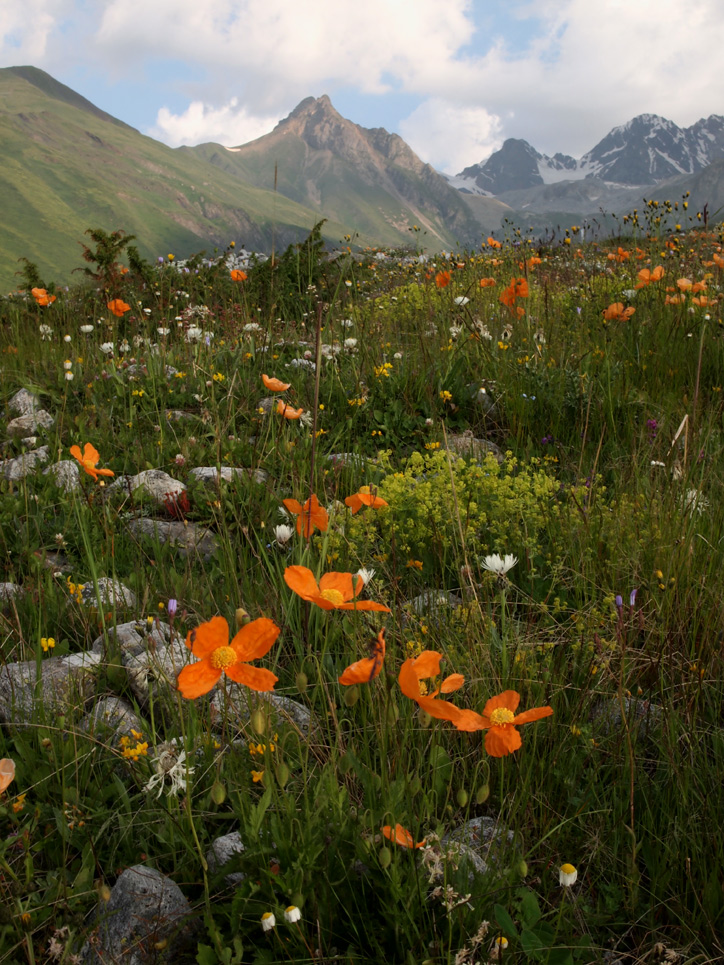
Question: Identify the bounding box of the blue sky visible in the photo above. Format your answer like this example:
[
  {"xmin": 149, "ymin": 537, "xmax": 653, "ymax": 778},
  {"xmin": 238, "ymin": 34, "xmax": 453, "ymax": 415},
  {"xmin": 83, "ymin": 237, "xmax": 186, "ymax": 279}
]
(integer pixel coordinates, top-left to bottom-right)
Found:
[{"xmin": 2, "ymin": 0, "xmax": 723, "ymax": 173}]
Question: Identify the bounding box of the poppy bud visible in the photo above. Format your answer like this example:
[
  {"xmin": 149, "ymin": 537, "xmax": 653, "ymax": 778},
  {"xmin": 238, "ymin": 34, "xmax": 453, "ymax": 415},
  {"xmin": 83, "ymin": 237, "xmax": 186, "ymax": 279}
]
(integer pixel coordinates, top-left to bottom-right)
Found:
[
  {"xmin": 210, "ymin": 781, "xmax": 227, "ymax": 805},
  {"xmin": 378, "ymin": 847, "xmax": 392, "ymax": 869},
  {"xmin": 295, "ymin": 671, "xmax": 308, "ymax": 694},
  {"xmin": 476, "ymin": 783, "xmax": 490, "ymax": 804},
  {"xmin": 386, "ymin": 703, "xmax": 399, "ymax": 727},
  {"xmin": 344, "ymin": 685, "xmax": 360, "ymax": 707},
  {"xmin": 338, "ymin": 752, "xmax": 353, "ymax": 775},
  {"xmin": 407, "ymin": 776, "xmax": 422, "ymax": 796},
  {"xmin": 456, "ymin": 788, "xmax": 469, "ymax": 807},
  {"xmin": 516, "ymin": 859, "xmax": 528, "ymax": 877},
  {"xmin": 235, "ymin": 607, "xmax": 250, "ymax": 629},
  {"xmin": 418, "ymin": 709, "xmax": 432, "ymax": 728},
  {"xmin": 250, "ymin": 709, "xmax": 267, "ymax": 735},
  {"xmin": 276, "ymin": 763, "xmax": 290, "ymax": 787}
]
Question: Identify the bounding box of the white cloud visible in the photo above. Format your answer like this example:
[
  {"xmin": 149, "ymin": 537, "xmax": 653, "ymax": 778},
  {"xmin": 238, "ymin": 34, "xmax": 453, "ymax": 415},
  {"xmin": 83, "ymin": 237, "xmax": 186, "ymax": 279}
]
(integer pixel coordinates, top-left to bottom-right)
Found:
[
  {"xmin": 149, "ymin": 98, "xmax": 279, "ymax": 147},
  {"xmin": 399, "ymin": 99, "xmax": 503, "ymax": 174},
  {"xmin": 0, "ymin": 0, "xmax": 73, "ymax": 64}
]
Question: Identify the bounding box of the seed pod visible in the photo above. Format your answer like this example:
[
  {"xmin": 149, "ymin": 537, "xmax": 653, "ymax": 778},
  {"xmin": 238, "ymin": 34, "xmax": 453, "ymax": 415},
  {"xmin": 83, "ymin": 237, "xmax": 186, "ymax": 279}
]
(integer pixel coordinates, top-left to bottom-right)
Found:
[
  {"xmin": 456, "ymin": 788, "xmax": 469, "ymax": 807},
  {"xmin": 344, "ymin": 685, "xmax": 360, "ymax": 707},
  {"xmin": 250, "ymin": 708, "xmax": 267, "ymax": 735},
  {"xmin": 407, "ymin": 776, "xmax": 422, "ymax": 797},
  {"xmin": 295, "ymin": 671, "xmax": 308, "ymax": 694},
  {"xmin": 210, "ymin": 781, "xmax": 227, "ymax": 805},
  {"xmin": 516, "ymin": 859, "xmax": 528, "ymax": 878},
  {"xmin": 378, "ymin": 847, "xmax": 392, "ymax": 869},
  {"xmin": 276, "ymin": 763, "xmax": 290, "ymax": 788},
  {"xmin": 476, "ymin": 783, "xmax": 490, "ymax": 804},
  {"xmin": 338, "ymin": 752, "xmax": 353, "ymax": 775}
]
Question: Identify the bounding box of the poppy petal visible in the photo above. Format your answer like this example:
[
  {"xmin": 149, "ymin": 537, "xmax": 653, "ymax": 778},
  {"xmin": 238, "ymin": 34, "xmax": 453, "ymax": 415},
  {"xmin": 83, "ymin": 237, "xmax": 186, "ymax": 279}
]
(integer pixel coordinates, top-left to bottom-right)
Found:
[
  {"xmin": 0, "ymin": 758, "xmax": 15, "ymax": 793},
  {"xmin": 282, "ymin": 498, "xmax": 304, "ymax": 516},
  {"xmin": 339, "ymin": 655, "xmax": 380, "ymax": 685},
  {"xmin": 398, "ymin": 658, "xmax": 421, "ymax": 700},
  {"xmin": 440, "ymin": 673, "xmax": 465, "ymax": 694},
  {"xmin": 186, "ymin": 616, "xmax": 229, "ymax": 657},
  {"xmin": 513, "ymin": 705, "xmax": 553, "ymax": 726},
  {"xmin": 284, "ymin": 566, "xmax": 321, "ymax": 600},
  {"xmin": 336, "ymin": 600, "xmax": 391, "ymax": 612},
  {"xmin": 412, "ymin": 651, "xmax": 444, "ymax": 679},
  {"xmin": 485, "ymin": 725, "xmax": 522, "ymax": 757},
  {"xmin": 449, "ymin": 708, "xmax": 488, "ymax": 732},
  {"xmin": 224, "ymin": 663, "xmax": 278, "ymax": 692},
  {"xmin": 482, "ymin": 690, "xmax": 521, "ymax": 717},
  {"xmin": 230, "ymin": 617, "xmax": 280, "ymax": 661},
  {"xmin": 69, "ymin": 445, "xmax": 82, "ymax": 462},
  {"xmin": 318, "ymin": 571, "xmax": 356, "ymax": 600},
  {"xmin": 177, "ymin": 659, "xmax": 222, "ymax": 698}
]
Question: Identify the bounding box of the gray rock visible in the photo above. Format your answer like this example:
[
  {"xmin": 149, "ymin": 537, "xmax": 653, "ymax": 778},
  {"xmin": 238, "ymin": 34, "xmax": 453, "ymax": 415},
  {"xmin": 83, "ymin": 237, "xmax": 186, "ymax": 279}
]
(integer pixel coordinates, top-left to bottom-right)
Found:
[
  {"xmin": 0, "ymin": 582, "xmax": 23, "ymax": 603},
  {"xmin": 404, "ymin": 589, "xmax": 463, "ymax": 616},
  {"xmin": 127, "ymin": 518, "xmax": 217, "ymax": 560},
  {"xmin": 20, "ymin": 436, "xmax": 38, "ymax": 447},
  {"xmin": 0, "ymin": 445, "xmax": 50, "ymax": 480},
  {"xmin": 6, "ymin": 409, "xmax": 55, "ymax": 436},
  {"xmin": 44, "ymin": 459, "xmax": 81, "ymax": 492},
  {"xmin": 443, "ymin": 816, "xmax": 515, "ymax": 876},
  {"xmin": 256, "ymin": 396, "xmax": 276, "ymax": 415},
  {"xmin": 108, "ymin": 469, "xmax": 186, "ymax": 506},
  {"xmin": 0, "ymin": 651, "xmax": 101, "ymax": 724},
  {"xmin": 589, "ymin": 696, "xmax": 663, "ymax": 741},
  {"xmin": 210, "ymin": 686, "xmax": 313, "ymax": 737},
  {"xmin": 326, "ymin": 452, "xmax": 373, "ymax": 470},
  {"xmin": 206, "ymin": 831, "xmax": 246, "ymax": 885},
  {"xmin": 126, "ymin": 363, "xmax": 178, "ymax": 378},
  {"xmin": 80, "ymin": 578, "xmax": 137, "ymax": 611},
  {"xmin": 164, "ymin": 409, "xmax": 197, "ymax": 423},
  {"xmin": 124, "ymin": 636, "xmax": 190, "ymax": 708},
  {"xmin": 79, "ymin": 865, "xmax": 195, "ymax": 964},
  {"xmin": 80, "ymin": 696, "xmax": 144, "ymax": 744},
  {"xmin": 446, "ymin": 430, "xmax": 503, "ymax": 464},
  {"xmin": 189, "ymin": 465, "xmax": 268, "ymax": 486},
  {"xmin": 7, "ymin": 388, "xmax": 41, "ymax": 417},
  {"xmin": 91, "ymin": 620, "xmax": 174, "ymax": 660}
]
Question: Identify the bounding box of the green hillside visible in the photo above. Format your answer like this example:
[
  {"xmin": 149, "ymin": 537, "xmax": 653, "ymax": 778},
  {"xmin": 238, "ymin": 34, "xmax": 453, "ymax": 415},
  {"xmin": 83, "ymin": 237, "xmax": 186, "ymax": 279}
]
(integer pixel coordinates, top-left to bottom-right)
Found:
[{"xmin": 0, "ymin": 68, "xmax": 354, "ymax": 290}]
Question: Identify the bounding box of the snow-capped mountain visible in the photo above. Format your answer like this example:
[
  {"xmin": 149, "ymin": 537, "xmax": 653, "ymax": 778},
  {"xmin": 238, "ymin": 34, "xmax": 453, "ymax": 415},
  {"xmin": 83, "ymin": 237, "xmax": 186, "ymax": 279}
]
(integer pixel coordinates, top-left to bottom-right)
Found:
[{"xmin": 457, "ymin": 114, "xmax": 724, "ymax": 195}]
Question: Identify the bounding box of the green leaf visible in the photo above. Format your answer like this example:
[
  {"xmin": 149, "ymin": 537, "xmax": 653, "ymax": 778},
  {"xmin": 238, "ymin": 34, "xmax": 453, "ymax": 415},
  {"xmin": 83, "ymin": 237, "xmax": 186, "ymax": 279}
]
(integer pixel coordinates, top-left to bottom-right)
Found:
[
  {"xmin": 546, "ymin": 949, "xmax": 574, "ymax": 965},
  {"xmin": 494, "ymin": 903, "xmax": 519, "ymax": 940},
  {"xmin": 518, "ymin": 888, "xmax": 542, "ymax": 927},
  {"xmin": 520, "ymin": 929, "xmax": 545, "ymax": 960},
  {"xmin": 196, "ymin": 944, "xmax": 219, "ymax": 965}
]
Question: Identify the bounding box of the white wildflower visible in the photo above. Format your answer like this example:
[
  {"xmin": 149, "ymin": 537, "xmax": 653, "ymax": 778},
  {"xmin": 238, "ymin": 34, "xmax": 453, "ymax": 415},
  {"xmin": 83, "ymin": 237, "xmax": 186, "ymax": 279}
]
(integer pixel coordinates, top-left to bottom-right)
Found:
[
  {"xmin": 144, "ymin": 745, "xmax": 194, "ymax": 799},
  {"xmin": 274, "ymin": 524, "xmax": 294, "ymax": 547},
  {"xmin": 100, "ymin": 342, "xmax": 114, "ymax": 354},
  {"xmin": 481, "ymin": 554, "xmax": 518, "ymax": 576},
  {"xmin": 355, "ymin": 568, "xmax": 375, "ymax": 586}
]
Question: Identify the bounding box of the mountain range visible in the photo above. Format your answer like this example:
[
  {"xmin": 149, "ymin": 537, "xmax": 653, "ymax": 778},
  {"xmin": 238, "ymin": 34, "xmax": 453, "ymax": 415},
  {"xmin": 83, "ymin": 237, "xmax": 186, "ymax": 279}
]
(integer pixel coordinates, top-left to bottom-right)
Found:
[{"xmin": 1, "ymin": 64, "xmax": 723, "ymax": 289}]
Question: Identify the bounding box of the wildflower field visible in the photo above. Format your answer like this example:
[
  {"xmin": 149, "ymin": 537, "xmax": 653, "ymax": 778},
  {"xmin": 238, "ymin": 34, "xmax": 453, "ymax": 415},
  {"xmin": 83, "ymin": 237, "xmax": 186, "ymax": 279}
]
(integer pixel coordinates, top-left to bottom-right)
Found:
[{"xmin": 0, "ymin": 216, "xmax": 723, "ymax": 964}]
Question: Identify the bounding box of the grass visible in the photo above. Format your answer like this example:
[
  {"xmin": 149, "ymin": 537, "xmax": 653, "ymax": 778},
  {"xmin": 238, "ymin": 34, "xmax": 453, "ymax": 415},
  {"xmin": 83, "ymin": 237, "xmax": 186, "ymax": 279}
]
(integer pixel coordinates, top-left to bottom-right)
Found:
[{"xmin": 0, "ymin": 219, "xmax": 723, "ymax": 964}]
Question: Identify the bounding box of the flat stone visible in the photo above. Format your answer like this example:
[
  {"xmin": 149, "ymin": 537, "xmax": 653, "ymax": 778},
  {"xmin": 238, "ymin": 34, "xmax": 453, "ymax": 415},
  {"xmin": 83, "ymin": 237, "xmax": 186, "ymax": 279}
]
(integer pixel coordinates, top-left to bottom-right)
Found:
[
  {"xmin": 7, "ymin": 388, "xmax": 41, "ymax": 417},
  {"xmin": 165, "ymin": 409, "xmax": 197, "ymax": 422},
  {"xmin": 80, "ymin": 696, "xmax": 144, "ymax": 744},
  {"xmin": 442, "ymin": 816, "xmax": 514, "ymax": 877},
  {"xmin": 91, "ymin": 620, "xmax": 174, "ymax": 659},
  {"xmin": 44, "ymin": 459, "xmax": 81, "ymax": 492},
  {"xmin": 446, "ymin": 431, "xmax": 503, "ymax": 464},
  {"xmin": 0, "ymin": 445, "xmax": 50, "ymax": 480},
  {"xmin": 189, "ymin": 466, "xmax": 268, "ymax": 486},
  {"xmin": 6, "ymin": 409, "xmax": 55, "ymax": 436},
  {"xmin": 206, "ymin": 831, "xmax": 246, "ymax": 885},
  {"xmin": 0, "ymin": 651, "xmax": 101, "ymax": 725},
  {"xmin": 589, "ymin": 696, "xmax": 663, "ymax": 741},
  {"xmin": 404, "ymin": 590, "xmax": 463, "ymax": 616},
  {"xmin": 210, "ymin": 685, "xmax": 313, "ymax": 737},
  {"xmin": 80, "ymin": 578, "xmax": 137, "ymax": 611},
  {"xmin": 124, "ymin": 636, "xmax": 190, "ymax": 708},
  {"xmin": 0, "ymin": 582, "xmax": 23, "ymax": 603},
  {"xmin": 79, "ymin": 865, "xmax": 195, "ymax": 964},
  {"xmin": 108, "ymin": 469, "xmax": 186, "ymax": 506},
  {"xmin": 127, "ymin": 518, "xmax": 217, "ymax": 559}
]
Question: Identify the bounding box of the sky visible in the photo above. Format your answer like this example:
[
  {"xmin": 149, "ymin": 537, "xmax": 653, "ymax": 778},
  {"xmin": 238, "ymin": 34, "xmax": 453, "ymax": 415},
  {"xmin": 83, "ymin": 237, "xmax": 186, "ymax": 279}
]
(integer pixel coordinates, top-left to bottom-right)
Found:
[{"xmin": 2, "ymin": 0, "xmax": 724, "ymax": 174}]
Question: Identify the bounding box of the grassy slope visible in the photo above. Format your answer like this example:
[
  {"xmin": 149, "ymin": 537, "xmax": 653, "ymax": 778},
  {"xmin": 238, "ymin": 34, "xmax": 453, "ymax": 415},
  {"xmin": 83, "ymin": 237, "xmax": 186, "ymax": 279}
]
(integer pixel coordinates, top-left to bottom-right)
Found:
[{"xmin": 0, "ymin": 68, "xmax": 354, "ymax": 290}]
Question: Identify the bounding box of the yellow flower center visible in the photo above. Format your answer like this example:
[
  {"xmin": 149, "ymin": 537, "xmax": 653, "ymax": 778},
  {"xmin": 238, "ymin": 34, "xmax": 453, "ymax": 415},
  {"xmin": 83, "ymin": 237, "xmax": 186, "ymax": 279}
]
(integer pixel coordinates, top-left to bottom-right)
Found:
[
  {"xmin": 359, "ymin": 485, "xmax": 371, "ymax": 494},
  {"xmin": 489, "ymin": 707, "xmax": 515, "ymax": 726},
  {"xmin": 210, "ymin": 646, "xmax": 238, "ymax": 670},
  {"xmin": 320, "ymin": 588, "xmax": 345, "ymax": 605},
  {"xmin": 560, "ymin": 863, "xmax": 576, "ymax": 875}
]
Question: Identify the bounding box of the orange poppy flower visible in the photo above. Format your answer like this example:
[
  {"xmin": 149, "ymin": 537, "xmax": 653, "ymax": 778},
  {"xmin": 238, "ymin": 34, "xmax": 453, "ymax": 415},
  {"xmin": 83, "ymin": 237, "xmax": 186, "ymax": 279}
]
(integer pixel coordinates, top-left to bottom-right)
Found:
[
  {"xmin": 284, "ymin": 565, "xmax": 391, "ymax": 612},
  {"xmin": 0, "ymin": 758, "xmax": 15, "ymax": 794},
  {"xmin": 230, "ymin": 269, "xmax": 247, "ymax": 282},
  {"xmin": 479, "ymin": 277, "xmax": 496, "ymax": 288},
  {"xmin": 635, "ymin": 266, "xmax": 665, "ymax": 288},
  {"xmin": 677, "ymin": 278, "xmax": 693, "ymax": 292},
  {"xmin": 31, "ymin": 287, "xmax": 56, "ymax": 306},
  {"xmin": 607, "ymin": 247, "xmax": 630, "ymax": 263},
  {"xmin": 344, "ymin": 486, "xmax": 388, "ymax": 515},
  {"xmin": 262, "ymin": 374, "xmax": 291, "ymax": 392},
  {"xmin": 339, "ymin": 629, "xmax": 386, "ymax": 685},
  {"xmin": 499, "ymin": 277, "xmax": 528, "ymax": 308},
  {"xmin": 452, "ymin": 690, "xmax": 553, "ymax": 757},
  {"xmin": 282, "ymin": 494, "xmax": 328, "ymax": 537},
  {"xmin": 602, "ymin": 303, "xmax": 635, "ymax": 322},
  {"xmin": 107, "ymin": 299, "xmax": 131, "ymax": 317},
  {"xmin": 712, "ymin": 253, "xmax": 724, "ymax": 269},
  {"xmin": 70, "ymin": 443, "xmax": 115, "ymax": 481},
  {"xmin": 487, "ymin": 237, "xmax": 502, "ymax": 249},
  {"xmin": 382, "ymin": 824, "xmax": 425, "ymax": 848},
  {"xmin": 398, "ymin": 650, "xmax": 466, "ymax": 724},
  {"xmin": 435, "ymin": 270, "xmax": 452, "ymax": 289},
  {"xmin": 177, "ymin": 615, "xmax": 280, "ymax": 699},
  {"xmin": 277, "ymin": 400, "xmax": 304, "ymax": 420},
  {"xmin": 665, "ymin": 294, "xmax": 683, "ymax": 305},
  {"xmin": 692, "ymin": 295, "xmax": 712, "ymax": 307}
]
